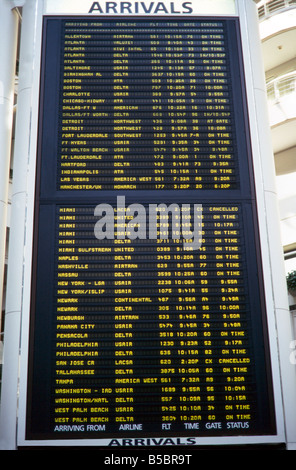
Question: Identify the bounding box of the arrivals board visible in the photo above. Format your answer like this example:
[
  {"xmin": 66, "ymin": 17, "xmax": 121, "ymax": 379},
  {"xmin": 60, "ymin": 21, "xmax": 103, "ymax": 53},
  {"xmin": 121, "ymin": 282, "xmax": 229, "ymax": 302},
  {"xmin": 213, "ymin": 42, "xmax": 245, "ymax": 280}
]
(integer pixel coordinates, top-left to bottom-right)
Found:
[{"xmin": 26, "ymin": 17, "xmax": 276, "ymax": 441}]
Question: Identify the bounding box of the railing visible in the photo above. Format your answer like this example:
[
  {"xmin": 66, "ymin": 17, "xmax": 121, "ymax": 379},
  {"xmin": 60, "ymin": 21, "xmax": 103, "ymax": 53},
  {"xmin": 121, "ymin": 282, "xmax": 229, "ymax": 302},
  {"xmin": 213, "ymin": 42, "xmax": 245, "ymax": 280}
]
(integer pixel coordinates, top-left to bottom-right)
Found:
[
  {"xmin": 266, "ymin": 71, "xmax": 296, "ymax": 101},
  {"xmin": 258, "ymin": 0, "xmax": 296, "ymax": 20}
]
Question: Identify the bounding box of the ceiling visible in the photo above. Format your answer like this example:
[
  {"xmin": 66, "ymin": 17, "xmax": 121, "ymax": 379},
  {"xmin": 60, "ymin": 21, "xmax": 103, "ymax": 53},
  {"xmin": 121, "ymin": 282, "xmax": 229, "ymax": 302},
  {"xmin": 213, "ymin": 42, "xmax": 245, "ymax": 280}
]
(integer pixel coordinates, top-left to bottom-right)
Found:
[{"xmin": 261, "ymin": 28, "xmax": 296, "ymax": 72}]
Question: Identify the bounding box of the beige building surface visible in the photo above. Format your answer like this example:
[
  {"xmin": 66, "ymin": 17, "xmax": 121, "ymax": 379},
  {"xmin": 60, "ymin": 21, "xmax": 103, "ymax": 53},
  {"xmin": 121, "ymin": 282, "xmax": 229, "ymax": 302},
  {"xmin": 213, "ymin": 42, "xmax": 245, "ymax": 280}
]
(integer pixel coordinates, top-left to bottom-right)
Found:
[{"xmin": 256, "ymin": 0, "xmax": 296, "ymax": 327}]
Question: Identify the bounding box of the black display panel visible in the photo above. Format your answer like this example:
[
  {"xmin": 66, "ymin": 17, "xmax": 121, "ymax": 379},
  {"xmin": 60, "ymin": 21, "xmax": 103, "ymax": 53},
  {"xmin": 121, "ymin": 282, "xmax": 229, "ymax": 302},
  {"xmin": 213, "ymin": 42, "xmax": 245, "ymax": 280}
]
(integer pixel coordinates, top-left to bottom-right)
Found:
[{"xmin": 26, "ymin": 17, "xmax": 276, "ymax": 442}]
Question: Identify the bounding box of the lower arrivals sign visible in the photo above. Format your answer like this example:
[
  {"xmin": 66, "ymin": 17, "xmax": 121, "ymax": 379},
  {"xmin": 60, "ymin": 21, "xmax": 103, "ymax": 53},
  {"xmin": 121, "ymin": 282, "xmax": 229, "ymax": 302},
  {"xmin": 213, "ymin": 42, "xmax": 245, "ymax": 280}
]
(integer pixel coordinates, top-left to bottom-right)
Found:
[{"xmin": 25, "ymin": 17, "xmax": 276, "ymax": 442}]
